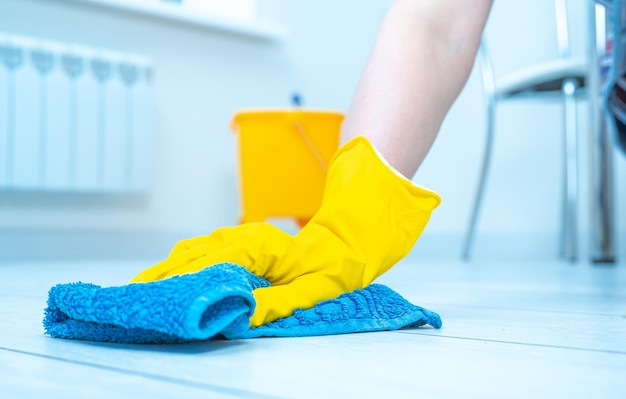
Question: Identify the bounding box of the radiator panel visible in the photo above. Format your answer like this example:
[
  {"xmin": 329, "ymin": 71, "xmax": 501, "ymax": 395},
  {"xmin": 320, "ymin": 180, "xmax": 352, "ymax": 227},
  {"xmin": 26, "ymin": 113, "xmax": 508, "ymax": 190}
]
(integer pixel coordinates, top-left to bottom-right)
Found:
[{"xmin": 0, "ymin": 33, "xmax": 156, "ymax": 193}]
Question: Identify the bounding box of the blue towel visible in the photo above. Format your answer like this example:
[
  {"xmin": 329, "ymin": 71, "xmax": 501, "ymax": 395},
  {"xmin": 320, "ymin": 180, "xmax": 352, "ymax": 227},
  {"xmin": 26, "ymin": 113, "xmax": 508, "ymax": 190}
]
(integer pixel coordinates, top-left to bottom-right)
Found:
[{"xmin": 44, "ymin": 263, "xmax": 441, "ymax": 344}]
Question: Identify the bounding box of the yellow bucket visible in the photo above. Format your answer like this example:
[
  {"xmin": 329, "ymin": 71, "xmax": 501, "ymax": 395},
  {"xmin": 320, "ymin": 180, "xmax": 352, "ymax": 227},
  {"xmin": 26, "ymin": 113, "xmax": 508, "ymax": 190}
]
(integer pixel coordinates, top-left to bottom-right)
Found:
[{"xmin": 231, "ymin": 109, "xmax": 344, "ymax": 227}]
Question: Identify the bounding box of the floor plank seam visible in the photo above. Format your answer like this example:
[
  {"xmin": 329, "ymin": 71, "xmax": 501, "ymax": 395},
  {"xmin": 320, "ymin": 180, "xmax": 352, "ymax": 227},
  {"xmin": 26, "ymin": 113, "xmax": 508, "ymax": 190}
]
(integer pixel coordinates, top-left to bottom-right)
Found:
[
  {"xmin": 0, "ymin": 346, "xmax": 284, "ymax": 399},
  {"xmin": 392, "ymin": 331, "xmax": 626, "ymax": 355},
  {"xmin": 423, "ymin": 303, "xmax": 626, "ymax": 317}
]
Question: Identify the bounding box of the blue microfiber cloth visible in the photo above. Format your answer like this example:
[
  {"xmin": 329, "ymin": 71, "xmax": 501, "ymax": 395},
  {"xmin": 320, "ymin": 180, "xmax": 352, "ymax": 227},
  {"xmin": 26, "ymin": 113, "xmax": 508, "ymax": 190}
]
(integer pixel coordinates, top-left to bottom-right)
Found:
[{"xmin": 44, "ymin": 263, "xmax": 441, "ymax": 344}]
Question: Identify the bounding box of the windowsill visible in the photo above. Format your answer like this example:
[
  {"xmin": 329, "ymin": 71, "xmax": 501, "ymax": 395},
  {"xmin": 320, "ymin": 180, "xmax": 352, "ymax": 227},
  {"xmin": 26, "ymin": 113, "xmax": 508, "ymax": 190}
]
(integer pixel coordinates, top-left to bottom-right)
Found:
[{"xmin": 67, "ymin": 0, "xmax": 287, "ymax": 42}]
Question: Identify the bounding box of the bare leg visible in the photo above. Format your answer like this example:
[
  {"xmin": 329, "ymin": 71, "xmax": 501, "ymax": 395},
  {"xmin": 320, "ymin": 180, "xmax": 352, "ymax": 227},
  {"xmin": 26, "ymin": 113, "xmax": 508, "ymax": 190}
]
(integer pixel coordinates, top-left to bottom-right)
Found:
[{"xmin": 342, "ymin": 0, "xmax": 493, "ymax": 178}]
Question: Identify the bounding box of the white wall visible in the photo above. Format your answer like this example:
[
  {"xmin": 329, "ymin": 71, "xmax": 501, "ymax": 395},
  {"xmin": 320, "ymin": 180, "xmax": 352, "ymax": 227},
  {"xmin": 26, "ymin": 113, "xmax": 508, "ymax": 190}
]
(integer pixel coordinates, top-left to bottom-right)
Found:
[{"xmin": 0, "ymin": 0, "xmax": 624, "ymax": 260}]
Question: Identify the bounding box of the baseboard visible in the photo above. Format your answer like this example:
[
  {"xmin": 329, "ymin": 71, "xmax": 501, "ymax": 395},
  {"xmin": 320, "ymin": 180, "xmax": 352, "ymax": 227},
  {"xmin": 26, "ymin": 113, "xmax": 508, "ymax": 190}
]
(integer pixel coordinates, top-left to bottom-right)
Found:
[
  {"xmin": 0, "ymin": 229, "xmax": 623, "ymax": 264},
  {"xmin": 410, "ymin": 231, "xmax": 625, "ymax": 264},
  {"xmin": 0, "ymin": 230, "xmax": 186, "ymax": 261}
]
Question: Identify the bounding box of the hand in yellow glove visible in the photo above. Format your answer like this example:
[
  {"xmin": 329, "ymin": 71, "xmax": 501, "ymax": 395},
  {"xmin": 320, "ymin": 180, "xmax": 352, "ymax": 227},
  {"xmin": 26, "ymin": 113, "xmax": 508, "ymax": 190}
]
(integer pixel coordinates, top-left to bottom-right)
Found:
[{"xmin": 130, "ymin": 136, "xmax": 441, "ymax": 327}]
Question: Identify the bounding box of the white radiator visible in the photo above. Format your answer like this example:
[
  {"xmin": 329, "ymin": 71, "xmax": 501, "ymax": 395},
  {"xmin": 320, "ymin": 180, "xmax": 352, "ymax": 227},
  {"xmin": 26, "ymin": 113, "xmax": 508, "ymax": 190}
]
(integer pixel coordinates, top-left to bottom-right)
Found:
[{"xmin": 0, "ymin": 33, "xmax": 155, "ymax": 193}]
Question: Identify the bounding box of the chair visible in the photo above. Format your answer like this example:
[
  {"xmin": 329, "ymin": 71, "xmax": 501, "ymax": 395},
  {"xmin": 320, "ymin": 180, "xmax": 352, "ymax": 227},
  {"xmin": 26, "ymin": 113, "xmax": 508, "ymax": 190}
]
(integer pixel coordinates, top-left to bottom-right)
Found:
[{"xmin": 462, "ymin": 0, "xmax": 588, "ymax": 262}]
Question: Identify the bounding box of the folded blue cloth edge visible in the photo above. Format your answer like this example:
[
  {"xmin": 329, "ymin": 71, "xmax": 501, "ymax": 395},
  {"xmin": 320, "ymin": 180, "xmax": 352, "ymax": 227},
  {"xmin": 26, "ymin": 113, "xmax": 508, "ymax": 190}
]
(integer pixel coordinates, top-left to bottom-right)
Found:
[{"xmin": 44, "ymin": 263, "xmax": 442, "ymax": 343}]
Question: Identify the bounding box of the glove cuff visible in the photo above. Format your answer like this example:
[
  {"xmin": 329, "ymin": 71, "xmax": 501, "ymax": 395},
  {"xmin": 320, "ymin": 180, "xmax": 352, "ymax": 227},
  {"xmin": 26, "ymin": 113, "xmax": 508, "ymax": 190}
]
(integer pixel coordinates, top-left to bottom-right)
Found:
[{"xmin": 333, "ymin": 136, "xmax": 441, "ymax": 211}]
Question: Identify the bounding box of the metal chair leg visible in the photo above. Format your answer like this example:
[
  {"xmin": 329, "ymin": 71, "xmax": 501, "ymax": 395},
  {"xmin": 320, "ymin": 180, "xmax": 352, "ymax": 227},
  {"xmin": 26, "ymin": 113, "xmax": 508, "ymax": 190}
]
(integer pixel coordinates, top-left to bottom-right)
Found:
[
  {"xmin": 462, "ymin": 40, "xmax": 496, "ymax": 261},
  {"xmin": 589, "ymin": 0, "xmax": 617, "ymax": 263},
  {"xmin": 559, "ymin": 144, "xmax": 566, "ymax": 258},
  {"xmin": 562, "ymin": 78, "xmax": 578, "ymax": 262}
]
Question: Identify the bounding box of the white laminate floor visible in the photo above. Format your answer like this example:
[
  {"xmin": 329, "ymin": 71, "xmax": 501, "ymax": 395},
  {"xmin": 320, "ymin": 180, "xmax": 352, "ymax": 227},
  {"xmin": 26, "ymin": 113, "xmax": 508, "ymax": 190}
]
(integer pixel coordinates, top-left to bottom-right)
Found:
[{"xmin": 1, "ymin": 256, "xmax": 625, "ymax": 398}]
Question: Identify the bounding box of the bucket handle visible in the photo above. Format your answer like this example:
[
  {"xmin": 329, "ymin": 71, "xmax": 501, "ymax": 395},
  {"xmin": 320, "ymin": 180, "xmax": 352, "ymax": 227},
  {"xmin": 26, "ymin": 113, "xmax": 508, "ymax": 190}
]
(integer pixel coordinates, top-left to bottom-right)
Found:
[{"xmin": 292, "ymin": 120, "xmax": 328, "ymax": 172}]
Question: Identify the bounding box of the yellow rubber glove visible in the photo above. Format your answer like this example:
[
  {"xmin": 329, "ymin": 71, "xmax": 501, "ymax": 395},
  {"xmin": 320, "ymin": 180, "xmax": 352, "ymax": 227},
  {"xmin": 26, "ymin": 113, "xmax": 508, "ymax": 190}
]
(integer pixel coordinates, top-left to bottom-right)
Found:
[{"xmin": 130, "ymin": 136, "xmax": 441, "ymax": 327}]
